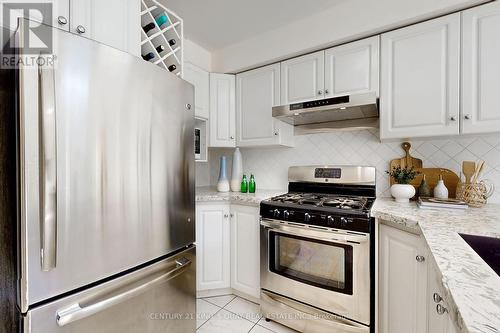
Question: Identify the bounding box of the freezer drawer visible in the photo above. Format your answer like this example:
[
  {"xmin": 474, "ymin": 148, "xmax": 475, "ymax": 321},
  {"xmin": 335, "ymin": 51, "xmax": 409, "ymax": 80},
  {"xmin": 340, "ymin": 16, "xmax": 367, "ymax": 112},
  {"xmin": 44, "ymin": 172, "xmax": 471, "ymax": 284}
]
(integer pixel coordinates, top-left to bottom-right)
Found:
[{"xmin": 21, "ymin": 246, "xmax": 196, "ymax": 333}]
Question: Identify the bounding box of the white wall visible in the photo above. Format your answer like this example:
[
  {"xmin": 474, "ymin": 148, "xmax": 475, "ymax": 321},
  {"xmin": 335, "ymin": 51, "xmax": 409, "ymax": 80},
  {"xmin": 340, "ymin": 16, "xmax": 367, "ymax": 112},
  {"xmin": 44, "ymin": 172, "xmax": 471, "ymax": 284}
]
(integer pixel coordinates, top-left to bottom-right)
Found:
[
  {"xmin": 211, "ymin": 0, "xmax": 489, "ymax": 73},
  {"xmin": 200, "ymin": 130, "xmax": 500, "ymax": 204},
  {"xmin": 184, "ymin": 38, "xmax": 212, "ymax": 71}
]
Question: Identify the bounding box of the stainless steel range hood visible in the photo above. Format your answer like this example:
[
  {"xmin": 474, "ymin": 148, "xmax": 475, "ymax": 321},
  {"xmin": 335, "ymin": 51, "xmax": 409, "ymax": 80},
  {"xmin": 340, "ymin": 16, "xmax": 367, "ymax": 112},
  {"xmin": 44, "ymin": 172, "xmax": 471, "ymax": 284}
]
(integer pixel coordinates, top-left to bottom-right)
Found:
[{"xmin": 272, "ymin": 92, "xmax": 379, "ymax": 134}]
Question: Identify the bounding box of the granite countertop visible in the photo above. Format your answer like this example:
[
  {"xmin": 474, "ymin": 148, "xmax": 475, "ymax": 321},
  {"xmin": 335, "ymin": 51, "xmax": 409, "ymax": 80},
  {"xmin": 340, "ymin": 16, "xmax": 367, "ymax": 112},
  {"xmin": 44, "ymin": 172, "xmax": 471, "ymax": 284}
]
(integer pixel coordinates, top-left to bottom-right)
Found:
[
  {"xmin": 372, "ymin": 198, "xmax": 500, "ymax": 333},
  {"xmin": 195, "ymin": 186, "xmax": 286, "ymax": 207}
]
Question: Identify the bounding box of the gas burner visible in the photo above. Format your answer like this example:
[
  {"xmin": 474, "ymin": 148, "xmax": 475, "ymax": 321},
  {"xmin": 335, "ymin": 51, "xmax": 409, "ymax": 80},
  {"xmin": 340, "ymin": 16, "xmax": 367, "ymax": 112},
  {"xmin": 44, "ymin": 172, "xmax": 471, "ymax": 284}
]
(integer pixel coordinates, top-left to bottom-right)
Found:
[{"xmin": 322, "ymin": 198, "xmax": 366, "ymax": 210}]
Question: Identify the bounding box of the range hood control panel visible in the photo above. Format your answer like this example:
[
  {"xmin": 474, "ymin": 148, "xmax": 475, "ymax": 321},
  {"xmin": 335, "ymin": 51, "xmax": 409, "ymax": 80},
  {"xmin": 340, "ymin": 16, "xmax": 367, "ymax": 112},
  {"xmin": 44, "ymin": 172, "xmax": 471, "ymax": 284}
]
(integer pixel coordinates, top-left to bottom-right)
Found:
[{"xmin": 290, "ymin": 95, "xmax": 350, "ymax": 111}]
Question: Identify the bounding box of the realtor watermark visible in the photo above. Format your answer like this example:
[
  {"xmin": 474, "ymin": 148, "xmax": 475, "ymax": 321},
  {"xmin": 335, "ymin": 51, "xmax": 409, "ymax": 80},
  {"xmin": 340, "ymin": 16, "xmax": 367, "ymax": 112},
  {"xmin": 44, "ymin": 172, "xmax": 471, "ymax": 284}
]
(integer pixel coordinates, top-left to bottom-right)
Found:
[{"xmin": 1, "ymin": 2, "xmax": 56, "ymax": 68}]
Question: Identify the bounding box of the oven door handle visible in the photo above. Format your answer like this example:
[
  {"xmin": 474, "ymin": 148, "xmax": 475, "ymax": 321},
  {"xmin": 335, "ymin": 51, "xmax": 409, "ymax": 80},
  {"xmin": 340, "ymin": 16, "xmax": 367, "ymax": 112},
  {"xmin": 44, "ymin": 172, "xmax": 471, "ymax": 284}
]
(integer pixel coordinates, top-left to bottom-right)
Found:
[{"xmin": 261, "ymin": 219, "xmax": 369, "ymax": 245}]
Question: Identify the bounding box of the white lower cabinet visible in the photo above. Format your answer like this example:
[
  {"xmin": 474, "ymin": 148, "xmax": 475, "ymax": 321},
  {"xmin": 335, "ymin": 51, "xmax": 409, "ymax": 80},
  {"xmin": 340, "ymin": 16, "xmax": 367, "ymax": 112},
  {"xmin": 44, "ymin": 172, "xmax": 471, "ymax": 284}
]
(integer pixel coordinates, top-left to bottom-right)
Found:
[
  {"xmin": 378, "ymin": 224, "xmax": 428, "ymax": 333},
  {"xmin": 195, "ymin": 203, "xmax": 231, "ymax": 291},
  {"xmin": 230, "ymin": 205, "xmax": 261, "ymax": 299},
  {"xmin": 196, "ymin": 202, "xmax": 261, "ymax": 299},
  {"xmin": 428, "ymin": 263, "xmax": 458, "ymax": 333}
]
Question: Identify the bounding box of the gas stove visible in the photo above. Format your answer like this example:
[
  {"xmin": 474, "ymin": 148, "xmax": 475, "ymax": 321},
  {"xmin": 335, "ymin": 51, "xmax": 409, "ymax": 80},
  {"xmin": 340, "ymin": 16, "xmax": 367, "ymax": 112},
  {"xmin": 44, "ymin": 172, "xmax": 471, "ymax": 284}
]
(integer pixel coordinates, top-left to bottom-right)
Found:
[
  {"xmin": 260, "ymin": 166, "xmax": 376, "ymax": 333},
  {"xmin": 260, "ymin": 166, "xmax": 376, "ymax": 233}
]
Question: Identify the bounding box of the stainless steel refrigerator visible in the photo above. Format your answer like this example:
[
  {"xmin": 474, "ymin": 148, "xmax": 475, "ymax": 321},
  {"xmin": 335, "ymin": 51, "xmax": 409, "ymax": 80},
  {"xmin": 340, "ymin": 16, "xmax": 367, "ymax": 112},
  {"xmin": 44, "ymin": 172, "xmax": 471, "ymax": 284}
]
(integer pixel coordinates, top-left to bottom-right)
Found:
[{"xmin": 0, "ymin": 19, "xmax": 196, "ymax": 332}]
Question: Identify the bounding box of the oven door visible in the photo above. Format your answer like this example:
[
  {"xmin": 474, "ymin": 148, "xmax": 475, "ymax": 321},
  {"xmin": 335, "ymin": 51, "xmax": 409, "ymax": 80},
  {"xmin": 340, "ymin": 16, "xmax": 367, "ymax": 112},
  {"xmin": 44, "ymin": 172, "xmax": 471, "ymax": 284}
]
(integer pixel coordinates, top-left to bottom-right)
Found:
[{"xmin": 260, "ymin": 219, "xmax": 371, "ymax": 326}]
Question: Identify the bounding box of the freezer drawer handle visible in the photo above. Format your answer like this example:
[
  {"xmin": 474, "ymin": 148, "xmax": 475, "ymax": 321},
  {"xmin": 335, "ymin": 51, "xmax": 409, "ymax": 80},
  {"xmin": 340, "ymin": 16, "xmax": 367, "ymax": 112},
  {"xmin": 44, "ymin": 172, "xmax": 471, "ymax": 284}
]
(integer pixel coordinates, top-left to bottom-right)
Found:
[
  {"xmin": 55, "ymin": 257, "xmax": 192, "ymax": 326},
  {"xmin": 38, "ymin": 57, "xmax": 57, "ymax": 272}
]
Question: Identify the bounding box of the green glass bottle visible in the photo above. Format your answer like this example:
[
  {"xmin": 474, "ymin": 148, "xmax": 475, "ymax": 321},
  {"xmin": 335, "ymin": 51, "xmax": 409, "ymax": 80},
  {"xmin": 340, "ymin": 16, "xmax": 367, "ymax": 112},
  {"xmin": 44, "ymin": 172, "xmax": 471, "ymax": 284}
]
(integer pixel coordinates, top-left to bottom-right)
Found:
[
  {"xmin": 240, "ymin": 175, "xmax": 248, "ymax": 193},
  {"xmin": 249, "ymin": 174, "xmax": 256, "ymax": 193}
]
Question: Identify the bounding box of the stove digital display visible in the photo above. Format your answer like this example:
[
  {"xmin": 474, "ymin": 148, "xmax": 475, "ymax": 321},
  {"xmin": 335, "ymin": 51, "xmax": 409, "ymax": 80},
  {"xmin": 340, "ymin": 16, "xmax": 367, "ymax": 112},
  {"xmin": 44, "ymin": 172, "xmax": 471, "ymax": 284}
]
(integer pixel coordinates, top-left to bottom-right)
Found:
[{"xmin": 315, "ymin": 168, "xmax": 341, "ymax": 179}]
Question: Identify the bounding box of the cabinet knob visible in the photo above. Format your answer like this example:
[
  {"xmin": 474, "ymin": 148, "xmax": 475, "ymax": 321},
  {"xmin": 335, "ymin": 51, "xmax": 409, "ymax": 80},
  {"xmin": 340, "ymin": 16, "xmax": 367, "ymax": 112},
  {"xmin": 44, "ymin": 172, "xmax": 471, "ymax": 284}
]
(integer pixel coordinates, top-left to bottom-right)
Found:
[
  {"xmin": 436, "ymin": 304, "xmax": 448, "ymax": 315},
  {"xmin": 223, "ymin": 213, "xmax": 229, "ymax": 218},
  {"xmin": 230, "ymin": 213, "xmax": 234, "ymax": 218},
  {"xmin": 450, "ymin": 116, "xmax": 457, "ymax": 121},
  {"xmin": 465, "ymin": 114, "xmax": 472, "ymax": 120},
  {"xmin": 416, "ymin": 255, "xmax": 425, "ymax": 263},
  {"xmin": 57, "ymin": 16, "xmax": 67, "ymax": 25},
  {"xmin": 76, "ymin": 25, "xmax": 86, "ymax": 34},
  {"xmin": 274, "ymin": 131, "xmax": 279, "ymax": 136},
  {"xmin": 185, "ymin": 104, "xmax": 192, "ymax": 110},
  {"xmin": 318, "ymin": 90, "xmax": 323, "ymax": 95},
  {"xmin": 325, "ymin": 89, "xmax": 329, "ymax": 95},
  {"xmin": 433, "ymin": 293, "xmax": 443, "ymax": 303},
  {"xmin": 230, "ymin": 135, "xmax": 234, "ymax": 140}
]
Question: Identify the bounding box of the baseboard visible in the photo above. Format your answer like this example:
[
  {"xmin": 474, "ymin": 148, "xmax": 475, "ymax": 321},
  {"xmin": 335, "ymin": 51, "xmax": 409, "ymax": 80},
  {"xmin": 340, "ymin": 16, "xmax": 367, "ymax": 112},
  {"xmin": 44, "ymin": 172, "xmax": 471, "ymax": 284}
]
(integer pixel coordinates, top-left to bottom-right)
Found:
[{"xmin": 197, "ymin": 288, "xmax": 261, "ymax": 305}]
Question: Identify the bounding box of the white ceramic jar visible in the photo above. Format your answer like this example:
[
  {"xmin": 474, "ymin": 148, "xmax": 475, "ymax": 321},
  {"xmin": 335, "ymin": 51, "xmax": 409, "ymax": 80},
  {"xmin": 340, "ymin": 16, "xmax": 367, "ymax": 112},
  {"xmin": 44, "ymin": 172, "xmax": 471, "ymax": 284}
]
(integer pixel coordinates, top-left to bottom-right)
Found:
[{"xmin": 391, "ymin": 184, "xmax": 416, "ymax": 203}]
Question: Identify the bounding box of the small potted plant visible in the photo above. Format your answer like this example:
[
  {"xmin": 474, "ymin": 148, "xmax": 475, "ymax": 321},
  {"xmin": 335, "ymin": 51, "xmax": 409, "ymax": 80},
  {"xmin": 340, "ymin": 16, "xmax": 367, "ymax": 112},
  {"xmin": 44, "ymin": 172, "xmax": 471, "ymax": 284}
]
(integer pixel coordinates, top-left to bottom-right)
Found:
[{"xmin": 387, "ymin": 166, "xmax": 420, "ymax": 203}]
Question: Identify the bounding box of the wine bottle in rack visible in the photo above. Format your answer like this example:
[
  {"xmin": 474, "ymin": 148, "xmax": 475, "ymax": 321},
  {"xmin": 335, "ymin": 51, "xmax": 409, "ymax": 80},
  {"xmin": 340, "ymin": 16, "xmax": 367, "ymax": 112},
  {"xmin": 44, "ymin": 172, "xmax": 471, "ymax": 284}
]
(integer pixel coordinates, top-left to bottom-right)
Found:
[
  {"xmin": 167, "ymin": 64, "xmax": 177, "ymax": 72},
  {"xmin": 155, "ymin": 14, "xmax": 169, "ymax": 28},
  {"xmin": 156, "ymin": 45, "xmax": 165, "ymax": 53},
  {"xmin": 168, "ymin": 39, "xmax": 176, "ymax": 47},
  {"xmin": 142, "ymin": 52, "xmax": 155, "ymax": 61},
  {"xmin": 142, "ymin": 22, "xmax": 155, "ymax": 34}
]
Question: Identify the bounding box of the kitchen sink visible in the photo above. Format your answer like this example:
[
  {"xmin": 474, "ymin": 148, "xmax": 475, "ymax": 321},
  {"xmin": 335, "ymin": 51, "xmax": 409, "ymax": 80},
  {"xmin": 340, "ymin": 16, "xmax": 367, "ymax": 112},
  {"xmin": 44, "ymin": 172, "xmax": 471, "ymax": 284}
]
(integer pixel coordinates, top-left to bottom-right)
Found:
[{"xmin": 460, "ymin": 233, "xmax": 500, "ymax": 277}]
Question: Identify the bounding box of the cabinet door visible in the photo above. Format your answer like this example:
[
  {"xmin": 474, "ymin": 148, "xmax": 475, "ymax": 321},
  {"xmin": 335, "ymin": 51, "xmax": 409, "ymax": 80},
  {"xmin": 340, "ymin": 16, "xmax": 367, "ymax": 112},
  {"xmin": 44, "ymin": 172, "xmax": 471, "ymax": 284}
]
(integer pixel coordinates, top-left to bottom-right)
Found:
[
  {"xmin": 209, "ymin": 73, "xmax": 236, "ymax": 147},
  {"xmin": 230, "ymin": 205, "xmax": 260, "ymax": 299},
  {"xmin": 280, "ymin": 51, "xmax": 325, "ymax": 104},
  {"xmin": 428, "ymin": 264, "xmax": 458, "ymax": 333},
  {"xmin": 195, "ymin": 204, "xmax": 231, "ymax": 291},
  {"xmin": 183, "ymin": 62, "xmax": 210, "ymax": 119},
  {"xmin": 462, "ymin": 1, "xmax": 500, "ymax": 134},
  {"xmin": 70, "ymin": 0, "xmax": 140, "ymax": 56},
  {"xmin": 325, "ymin": 36, "xmax": 379, "ymax": 97},
  {"xmin": 380, "ymin": 14, "xmax": 460, "ymax": 140},
  {"xmin": 236, "ymin": 64, "xmax": 294, "ymax": 147},
  {"xmin": 379, "ymin": 225, "xmax": 428, "ymax": 333},
  {"xmin": 1, "ymin": 0, "xmax": 69, "ymax": 31}
]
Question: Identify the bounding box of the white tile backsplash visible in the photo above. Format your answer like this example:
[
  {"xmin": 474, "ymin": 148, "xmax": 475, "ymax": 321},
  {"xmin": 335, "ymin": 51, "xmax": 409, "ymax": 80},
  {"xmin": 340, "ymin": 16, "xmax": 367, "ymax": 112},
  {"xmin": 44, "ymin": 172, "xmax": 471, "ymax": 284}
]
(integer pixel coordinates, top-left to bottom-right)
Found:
[{"xmin": 196, "ymin": 129, "xmax": 500, "ymax": 203}]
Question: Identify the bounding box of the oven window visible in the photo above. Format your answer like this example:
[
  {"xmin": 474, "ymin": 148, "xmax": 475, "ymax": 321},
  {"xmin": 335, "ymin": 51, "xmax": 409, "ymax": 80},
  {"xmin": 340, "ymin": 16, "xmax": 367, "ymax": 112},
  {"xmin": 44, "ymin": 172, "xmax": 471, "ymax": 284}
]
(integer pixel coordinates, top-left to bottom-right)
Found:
[{"xmin": 269, "ymin": 231, "xmax": 353, "ymax": 295}]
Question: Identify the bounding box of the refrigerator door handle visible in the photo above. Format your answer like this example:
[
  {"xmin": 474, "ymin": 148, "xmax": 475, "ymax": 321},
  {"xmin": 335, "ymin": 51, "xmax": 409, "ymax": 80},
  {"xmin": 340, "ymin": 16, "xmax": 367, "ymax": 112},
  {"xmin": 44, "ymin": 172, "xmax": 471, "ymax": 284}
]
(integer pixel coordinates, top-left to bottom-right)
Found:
[
  {"xmin": 38, "ymin": 59, "xmax": 58, "ymax": 272},
  {"xmin": 55, "ymin": 257, "xmax": 192, "ymax": 327}
]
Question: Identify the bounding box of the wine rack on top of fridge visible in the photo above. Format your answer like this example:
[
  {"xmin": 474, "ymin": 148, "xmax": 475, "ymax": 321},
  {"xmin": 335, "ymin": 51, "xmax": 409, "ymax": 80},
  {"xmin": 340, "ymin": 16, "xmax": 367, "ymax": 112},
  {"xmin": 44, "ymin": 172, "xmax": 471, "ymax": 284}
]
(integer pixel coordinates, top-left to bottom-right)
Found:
[{"xmin": 141, "ymin": 0, "xmax": 183, "ymax": 77}]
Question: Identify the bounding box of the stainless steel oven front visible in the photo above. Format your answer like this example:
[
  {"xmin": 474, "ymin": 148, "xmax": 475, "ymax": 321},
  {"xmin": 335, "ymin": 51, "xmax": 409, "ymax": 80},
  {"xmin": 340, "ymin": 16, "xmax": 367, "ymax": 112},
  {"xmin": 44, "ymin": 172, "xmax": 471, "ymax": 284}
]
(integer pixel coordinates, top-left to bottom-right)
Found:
[{"xmin": 260, "ymin": 218, "xmax": 371, "ymax": 332}]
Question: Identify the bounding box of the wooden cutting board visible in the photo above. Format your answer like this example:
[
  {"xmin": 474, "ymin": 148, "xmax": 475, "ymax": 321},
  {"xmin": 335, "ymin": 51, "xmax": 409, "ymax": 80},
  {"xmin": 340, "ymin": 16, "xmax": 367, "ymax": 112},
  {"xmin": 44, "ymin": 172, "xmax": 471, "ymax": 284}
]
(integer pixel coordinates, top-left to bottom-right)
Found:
[
  {"xmin": 411, "ymin": 168, "xmax": 460, "ymax": 199},
  {"xmin": 389, "ymin": 142, "xmax": 423, "ymax": 185}
]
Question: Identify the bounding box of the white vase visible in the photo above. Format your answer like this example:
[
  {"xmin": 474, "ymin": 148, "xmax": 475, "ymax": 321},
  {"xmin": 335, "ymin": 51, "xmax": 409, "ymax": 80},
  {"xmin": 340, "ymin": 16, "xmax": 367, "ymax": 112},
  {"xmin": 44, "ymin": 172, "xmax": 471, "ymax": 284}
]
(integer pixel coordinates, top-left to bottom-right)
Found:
[
  {"xmin": 434, "ymin": 179, "xmax": 449, "ymax": 199},
  {"xmin": 217, "ymin": 156, "xmax": 230, "ymax": 192},
  {"xmin": 230, "ymin": 148, "xmax": 243, "ymax": 192},
  {"xmin": 391, "ymin": 184, "xmax": 416, "ymax": 203}
]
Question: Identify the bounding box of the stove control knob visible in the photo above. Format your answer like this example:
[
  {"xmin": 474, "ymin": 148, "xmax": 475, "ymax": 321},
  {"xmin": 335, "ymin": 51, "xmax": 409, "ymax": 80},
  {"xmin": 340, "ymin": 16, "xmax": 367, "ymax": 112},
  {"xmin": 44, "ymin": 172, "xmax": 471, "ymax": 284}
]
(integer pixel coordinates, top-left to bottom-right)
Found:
[
  {"xmin": 304, "ymin": 213, "xmax": 311, "ymax": 222},
  {"xmin": 273, "ymin": 209, "xmax": 280, "ymax": 218},
  {"xmin": 340, "ymin": 217, "xmax": 349, "ymax": 226},
  {"xmin": 327, "ymin": 216, "xmax": 335, "ymax": 225},
  {"xmin": 283, "ymin": 210, "xmax": 290, "ymax": 219}
]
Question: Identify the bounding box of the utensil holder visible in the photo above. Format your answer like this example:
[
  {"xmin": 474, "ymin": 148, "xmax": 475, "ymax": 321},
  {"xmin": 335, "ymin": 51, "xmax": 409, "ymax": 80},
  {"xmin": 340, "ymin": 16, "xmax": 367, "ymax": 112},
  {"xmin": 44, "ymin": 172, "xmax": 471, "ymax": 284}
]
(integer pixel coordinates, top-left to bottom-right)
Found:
[{"xmin": 456, "ymin": 181, "xmax": 494, "ymax": 208}]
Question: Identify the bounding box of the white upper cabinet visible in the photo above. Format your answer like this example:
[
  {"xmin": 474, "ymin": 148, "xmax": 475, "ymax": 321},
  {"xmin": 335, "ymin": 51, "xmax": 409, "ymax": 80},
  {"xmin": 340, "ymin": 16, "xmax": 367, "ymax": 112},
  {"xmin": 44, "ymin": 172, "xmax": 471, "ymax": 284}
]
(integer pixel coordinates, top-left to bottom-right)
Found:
[
  {"xmin": 1, "ymin": 0, "xmax": 70, "ymax": 31},
  {"xmin": 380, "ymin": 14, "xmax": 461, "ymax": 140},
  {"xmin": 462, "ymin": 1, "xmax": 500, "ymax": 134},
  {"xmin": 210, "ymin": 73, "xmax": 236, "ymax": 147},
  {"xmin": 325, "ymin": 36, "xmax": 380, "ymax": 97},
  {"xmin": 236, "ymin": 64, "xmax": 294, "ymax": 147},
  {"xmin": 379, "ymin": 224, "xmax": 428, "ymax": 333},
  {"xmin": 196, "ymin": 203, "xmax": 231, "ymax": 291},
  {"xmin": 281, "ymin": 51, "xmax": 325, "ymax": 104},
  {"xmin": 230, "ymin": 205, "xmax": 261, "ymax": 299},
  {"xmin": 70, "ymin": 0, "xmax": 140, "ymax": 56},
  {"xmin": 183, "ymin": 62, "xmax": 210, "ymax": 119}
]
